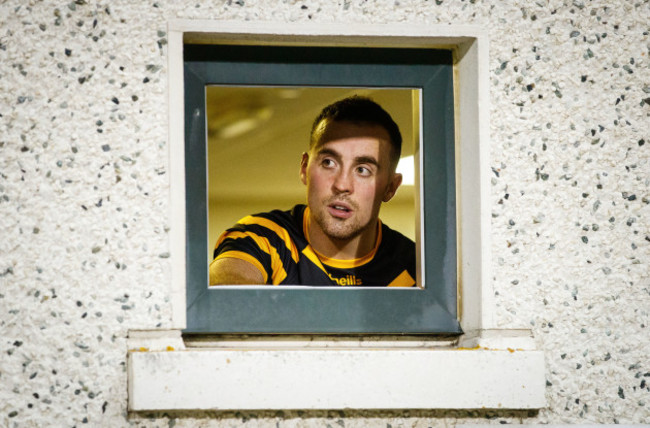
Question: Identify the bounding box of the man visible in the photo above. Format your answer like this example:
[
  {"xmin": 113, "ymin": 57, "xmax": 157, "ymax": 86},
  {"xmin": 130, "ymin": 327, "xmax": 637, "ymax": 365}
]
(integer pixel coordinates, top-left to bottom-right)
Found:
[{"xmin": 209, "ymin": 95, "xmax": 415, "ymax": 286}]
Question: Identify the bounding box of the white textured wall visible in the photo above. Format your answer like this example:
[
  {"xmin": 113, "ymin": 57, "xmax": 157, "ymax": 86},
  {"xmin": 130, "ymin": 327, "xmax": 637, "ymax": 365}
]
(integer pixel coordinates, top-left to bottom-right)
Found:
[{"xmin": 1, "ymin": 0, "xmax": 648, "ymax": 426}]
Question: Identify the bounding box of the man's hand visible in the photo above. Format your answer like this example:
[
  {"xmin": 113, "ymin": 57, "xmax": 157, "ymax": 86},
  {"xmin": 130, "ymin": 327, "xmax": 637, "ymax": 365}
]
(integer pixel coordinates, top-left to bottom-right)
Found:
[{"xmin": 209, "ymin": 257, "xmax": 265, "ymax": 285}]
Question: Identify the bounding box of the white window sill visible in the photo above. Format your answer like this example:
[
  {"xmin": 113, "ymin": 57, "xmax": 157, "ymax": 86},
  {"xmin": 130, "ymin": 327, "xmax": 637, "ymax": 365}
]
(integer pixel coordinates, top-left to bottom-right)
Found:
[{"xmin": 127, "ymin": 329, "xmax": 546, "ymax": 411}]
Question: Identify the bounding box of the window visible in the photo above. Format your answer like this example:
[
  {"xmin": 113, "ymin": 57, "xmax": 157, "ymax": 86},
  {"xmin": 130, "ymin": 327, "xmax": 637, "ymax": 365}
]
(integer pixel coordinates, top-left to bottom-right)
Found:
[
  {"xmin": 128, "ymin": 22, "xmax": 546, "ymax": 413},
  {"xmin": 183, "ymin": 44, "xmax": 460, "ymax": 334}
]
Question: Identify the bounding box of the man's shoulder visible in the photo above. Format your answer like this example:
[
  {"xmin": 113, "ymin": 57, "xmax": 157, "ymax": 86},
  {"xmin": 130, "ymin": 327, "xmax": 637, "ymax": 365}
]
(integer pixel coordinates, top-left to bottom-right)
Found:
[
  {"xmin": 380, "ymin": 221, "xmax": 415, "ymax": 244},
  {"xmin": 373, "ymin": 222, "xmax": 416, "ymax": 283},
  {"xmin": 380, "ymin": 222, "xmax": 415, "ymax": 251},
  {"xmin": 250, "ymin": 204, "xmax": 305, "ymax": 225},
  {"xmin": 236, "ymin": 204, "xmax": 306, "ymax": 240}
]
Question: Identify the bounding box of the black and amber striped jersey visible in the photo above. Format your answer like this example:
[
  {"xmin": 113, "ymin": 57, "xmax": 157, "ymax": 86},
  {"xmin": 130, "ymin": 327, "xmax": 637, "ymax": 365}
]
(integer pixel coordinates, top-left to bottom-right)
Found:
[{"xmin": 213, "ymin": 204, "xmax": 416, "ymax": 287}]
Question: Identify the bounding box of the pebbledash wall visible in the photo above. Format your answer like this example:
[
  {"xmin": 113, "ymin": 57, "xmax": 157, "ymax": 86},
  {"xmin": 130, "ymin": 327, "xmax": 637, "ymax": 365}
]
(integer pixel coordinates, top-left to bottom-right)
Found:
[{"xmin": 0, "ymin": 0, "xmax": 648, "ymax": 426}]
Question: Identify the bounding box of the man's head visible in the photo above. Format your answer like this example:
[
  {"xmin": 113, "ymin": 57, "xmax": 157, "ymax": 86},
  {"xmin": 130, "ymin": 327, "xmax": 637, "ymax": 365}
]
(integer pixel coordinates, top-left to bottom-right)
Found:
[
  {"xmin": 309, "ymin": 96, "xmax": 403, "ymax": 172},
  {"xmin": 300, "ymin": 96, "xmax": 403, "ymax": 255}
]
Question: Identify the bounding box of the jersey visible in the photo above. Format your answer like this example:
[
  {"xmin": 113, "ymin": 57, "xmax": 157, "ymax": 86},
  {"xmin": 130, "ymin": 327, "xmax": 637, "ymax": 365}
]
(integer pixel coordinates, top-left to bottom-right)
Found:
[{"xmin": 212, "ymin": 204, "xmax": 416, "ymax": 287}]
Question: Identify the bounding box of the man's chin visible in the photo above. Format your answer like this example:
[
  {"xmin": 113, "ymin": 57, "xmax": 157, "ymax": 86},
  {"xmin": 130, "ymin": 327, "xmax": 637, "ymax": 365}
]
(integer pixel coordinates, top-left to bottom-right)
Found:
[
  {"xmin": 321, "ymin": 220, "xmax": 363, "ymax": 242},
  {"xmin": 325, "ymin": 230, "xmax": 358, "ymax": 242},
  {"xmin": 312, "ymin": 209, "xmax": 369, "ymax": 242}
]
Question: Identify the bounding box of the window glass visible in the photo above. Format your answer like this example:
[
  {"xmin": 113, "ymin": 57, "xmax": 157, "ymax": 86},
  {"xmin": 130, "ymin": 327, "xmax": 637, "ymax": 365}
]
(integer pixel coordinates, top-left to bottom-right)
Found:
[{"xmin": 207, "ymin": 86, "xmax": 418, "ymax": 256}]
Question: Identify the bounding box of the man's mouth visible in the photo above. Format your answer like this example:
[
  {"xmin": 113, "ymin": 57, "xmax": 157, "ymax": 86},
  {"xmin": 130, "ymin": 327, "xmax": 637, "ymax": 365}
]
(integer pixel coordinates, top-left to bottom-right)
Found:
[{"xmin": 327, "ymin": 202, "xmax": 353, "ymax": 219}]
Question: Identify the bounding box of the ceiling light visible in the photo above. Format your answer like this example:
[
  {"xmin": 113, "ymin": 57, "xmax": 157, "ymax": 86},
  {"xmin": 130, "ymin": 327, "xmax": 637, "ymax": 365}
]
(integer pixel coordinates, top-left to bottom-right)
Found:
[{"xmin": 396, "ymin": 155, "xmax": 414, "ymax": 186}]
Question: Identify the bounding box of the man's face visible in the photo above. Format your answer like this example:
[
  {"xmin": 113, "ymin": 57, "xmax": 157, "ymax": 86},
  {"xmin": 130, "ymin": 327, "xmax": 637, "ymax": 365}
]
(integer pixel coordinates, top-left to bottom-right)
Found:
[{"xmin": 300, "ymin": 120, "xmax": 402, "ymax": 245}]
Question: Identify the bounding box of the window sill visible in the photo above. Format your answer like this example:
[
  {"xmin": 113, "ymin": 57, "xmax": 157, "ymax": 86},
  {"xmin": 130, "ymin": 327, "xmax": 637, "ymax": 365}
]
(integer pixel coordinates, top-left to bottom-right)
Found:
[{"xmin": 127, "ymin": 329, "xmax": 546, "ymax": 411}]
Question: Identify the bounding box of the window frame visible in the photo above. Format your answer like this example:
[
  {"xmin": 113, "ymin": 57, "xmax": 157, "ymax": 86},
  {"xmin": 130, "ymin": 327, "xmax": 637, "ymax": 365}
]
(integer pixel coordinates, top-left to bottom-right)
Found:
[
  {"xmin": 166, "ymin": 22, "xmax": 494, "ymax": 335},
  {"xmin": 183, "ymin": 44, "xmax": 460, "ymax": 334}
]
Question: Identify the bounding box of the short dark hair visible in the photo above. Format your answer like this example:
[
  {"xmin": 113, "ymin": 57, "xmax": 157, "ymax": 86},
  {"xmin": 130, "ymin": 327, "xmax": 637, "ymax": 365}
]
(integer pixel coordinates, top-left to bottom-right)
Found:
[{"xmin": 309, "ymin": 95, "xmax": 403, "ymax": 167}]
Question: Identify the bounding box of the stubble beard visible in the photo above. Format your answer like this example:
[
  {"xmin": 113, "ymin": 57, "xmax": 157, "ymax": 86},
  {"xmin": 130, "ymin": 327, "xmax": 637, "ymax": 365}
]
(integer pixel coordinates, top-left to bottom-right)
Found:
[{"xmin": 312, "ymin": 198, "xmax": 373, "ymax": 242}]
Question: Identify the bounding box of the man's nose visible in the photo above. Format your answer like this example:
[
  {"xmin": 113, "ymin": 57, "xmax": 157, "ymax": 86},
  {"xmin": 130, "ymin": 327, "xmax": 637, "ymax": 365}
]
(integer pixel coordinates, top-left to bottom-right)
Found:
[{"xmin": 332, "ymin": 169, "xmax": 353, "ymax": 194}]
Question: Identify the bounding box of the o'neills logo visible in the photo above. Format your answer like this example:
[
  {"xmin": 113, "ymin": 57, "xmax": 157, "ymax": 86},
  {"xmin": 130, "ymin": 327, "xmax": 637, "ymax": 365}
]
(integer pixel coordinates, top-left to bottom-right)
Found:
[{"xmin": 328, "ymin": 273, "xmax": 362, "ymax": 286}]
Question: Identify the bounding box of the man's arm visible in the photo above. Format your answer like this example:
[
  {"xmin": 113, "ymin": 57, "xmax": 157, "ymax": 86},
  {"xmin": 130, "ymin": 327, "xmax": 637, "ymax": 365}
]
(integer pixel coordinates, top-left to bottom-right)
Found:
[{"xmin": 209, "ymin": 257, "xmax": 265, "ymax": 285}]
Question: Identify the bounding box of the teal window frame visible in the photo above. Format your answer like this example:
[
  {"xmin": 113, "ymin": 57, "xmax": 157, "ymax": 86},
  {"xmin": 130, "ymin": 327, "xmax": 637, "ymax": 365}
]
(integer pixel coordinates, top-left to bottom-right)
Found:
[{"xmin": 184, "ymin": 44, "xmax": 461, "ymax": 334}]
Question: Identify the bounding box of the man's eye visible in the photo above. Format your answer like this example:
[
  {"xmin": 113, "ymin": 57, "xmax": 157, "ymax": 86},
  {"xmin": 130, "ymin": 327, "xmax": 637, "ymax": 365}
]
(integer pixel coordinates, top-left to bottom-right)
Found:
[
  {"xmin": 321, "ymin": 159, "xmax": 335, "ymax": 168},
  {"xmin": 356, "ymin": 166, "xmax": 371, "ymax": 176}
]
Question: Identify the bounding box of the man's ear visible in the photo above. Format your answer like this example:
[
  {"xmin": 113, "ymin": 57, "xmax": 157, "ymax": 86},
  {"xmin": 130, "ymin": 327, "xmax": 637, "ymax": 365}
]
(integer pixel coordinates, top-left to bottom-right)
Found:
[
  {"xmin": 300, "ymin": 152, "xmax": 309, "ymax": 185},
  {"xmin": 382, "ymin": 172, "xmax": 402, "ymax": 202}
]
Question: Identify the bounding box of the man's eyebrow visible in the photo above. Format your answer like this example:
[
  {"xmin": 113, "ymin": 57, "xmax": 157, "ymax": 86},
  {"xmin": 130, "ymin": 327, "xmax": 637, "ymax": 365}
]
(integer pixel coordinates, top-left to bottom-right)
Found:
[
  {"xmin": 315, "ymin": 148, "xmax": 380, "ymax": 168},
  {"xmin": 315, "ymin": 147, "xmax": 341, "ymax": 159},
  {"xmin": 354, "ymin": 155, "xmax": 379, "ymax": 167}
]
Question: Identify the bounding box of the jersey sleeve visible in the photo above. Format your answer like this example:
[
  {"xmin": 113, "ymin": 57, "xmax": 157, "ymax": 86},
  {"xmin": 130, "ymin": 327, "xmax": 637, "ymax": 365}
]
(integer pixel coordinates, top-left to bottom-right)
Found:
[
  {"xmin": 213, "ymin": 215, "xmax": 295, "ymax": 285},
  {"xmin": 213, "ymin": 227, "xmax": 273, "ymax": 283}
]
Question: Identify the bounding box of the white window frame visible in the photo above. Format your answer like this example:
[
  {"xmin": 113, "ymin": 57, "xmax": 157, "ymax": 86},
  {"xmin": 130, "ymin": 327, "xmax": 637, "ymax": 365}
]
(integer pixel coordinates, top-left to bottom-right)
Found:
[{"xmin": 127, "ymin": 20, "xmax": 546, "ymax": 411}]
